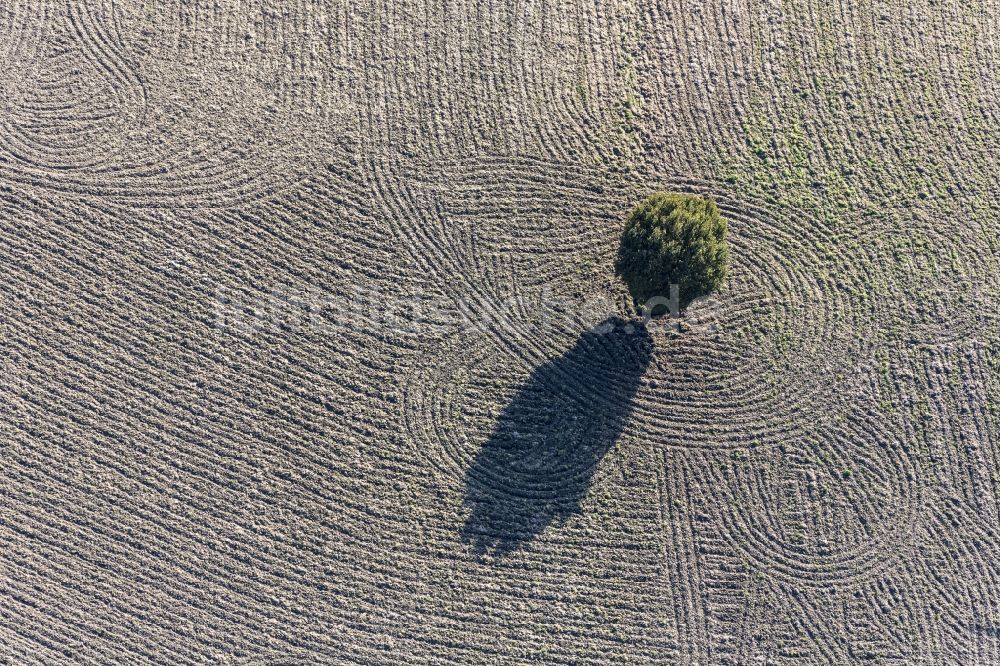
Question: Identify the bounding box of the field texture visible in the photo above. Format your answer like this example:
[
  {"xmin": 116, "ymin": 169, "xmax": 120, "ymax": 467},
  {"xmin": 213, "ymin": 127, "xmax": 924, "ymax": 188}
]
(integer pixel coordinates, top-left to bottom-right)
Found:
[{"xmin": 2, "ymin": 0, "xmax": 1000, "ymax": 663}]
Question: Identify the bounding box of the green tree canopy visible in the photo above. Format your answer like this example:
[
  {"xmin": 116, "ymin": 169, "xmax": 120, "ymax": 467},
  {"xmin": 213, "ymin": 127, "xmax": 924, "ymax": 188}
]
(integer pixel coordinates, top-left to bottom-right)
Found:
[{"xmin": 615, "ymin": 192, "xmax": 729, "ymax": 313}]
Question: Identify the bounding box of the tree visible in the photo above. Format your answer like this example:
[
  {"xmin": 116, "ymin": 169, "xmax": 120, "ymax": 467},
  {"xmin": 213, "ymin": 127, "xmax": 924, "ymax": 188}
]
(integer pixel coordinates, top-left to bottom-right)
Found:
[{"xmin": 615, "ymin": 192, "xmax": 729, "ymax": 314}]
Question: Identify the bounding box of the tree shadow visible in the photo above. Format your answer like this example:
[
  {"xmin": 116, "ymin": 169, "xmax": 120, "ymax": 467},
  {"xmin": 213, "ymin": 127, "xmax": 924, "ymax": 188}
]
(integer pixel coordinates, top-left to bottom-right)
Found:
[{"xmin": 460, "ymin": 316, "xmax": 653, "ymax": 555}]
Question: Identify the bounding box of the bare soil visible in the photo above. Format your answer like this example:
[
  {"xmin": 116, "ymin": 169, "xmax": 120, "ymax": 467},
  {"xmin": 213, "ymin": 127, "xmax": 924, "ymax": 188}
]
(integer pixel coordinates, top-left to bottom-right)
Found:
[{"xmin": 1, "ymin": 0, "xmax": 998, "ymax": 663}]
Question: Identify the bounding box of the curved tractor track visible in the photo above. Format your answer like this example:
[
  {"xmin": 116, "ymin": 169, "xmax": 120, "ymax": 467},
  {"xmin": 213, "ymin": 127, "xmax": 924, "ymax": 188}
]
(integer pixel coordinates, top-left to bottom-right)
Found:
[{"xmin": 1, "ymin": 0, "xmax": 999, "ymax": 664}]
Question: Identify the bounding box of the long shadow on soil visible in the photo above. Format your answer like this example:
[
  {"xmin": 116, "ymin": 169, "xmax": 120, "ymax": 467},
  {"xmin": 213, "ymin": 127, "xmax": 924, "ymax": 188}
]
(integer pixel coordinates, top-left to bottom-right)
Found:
[{"xmin": 461, "ymin": 317, "xmax": 652, "ymax": 555}]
